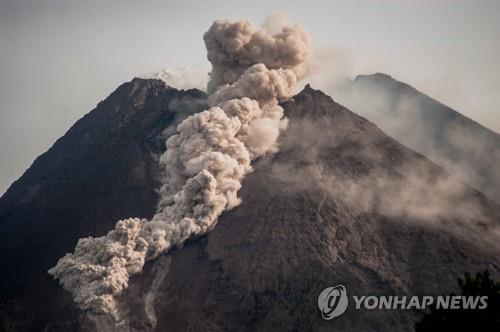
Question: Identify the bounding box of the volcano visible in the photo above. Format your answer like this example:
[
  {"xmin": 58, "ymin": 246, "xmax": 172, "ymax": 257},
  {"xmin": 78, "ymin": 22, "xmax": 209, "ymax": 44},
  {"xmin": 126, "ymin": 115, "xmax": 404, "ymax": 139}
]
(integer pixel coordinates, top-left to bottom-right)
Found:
[
  {"xmin": 1, "ymin": 79, "xmax": 499, "ymax": 331},
  {"xmin": 335, "ymin": 73, "xmax": 500, "ymax": 204}
]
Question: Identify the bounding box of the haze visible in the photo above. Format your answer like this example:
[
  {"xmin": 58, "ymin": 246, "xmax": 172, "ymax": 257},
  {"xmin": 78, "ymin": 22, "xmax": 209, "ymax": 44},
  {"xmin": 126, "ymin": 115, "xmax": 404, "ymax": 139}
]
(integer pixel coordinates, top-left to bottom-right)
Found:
[{"xmin": 1, "ymin": 0, "xmax": 499, "ymax": 194}]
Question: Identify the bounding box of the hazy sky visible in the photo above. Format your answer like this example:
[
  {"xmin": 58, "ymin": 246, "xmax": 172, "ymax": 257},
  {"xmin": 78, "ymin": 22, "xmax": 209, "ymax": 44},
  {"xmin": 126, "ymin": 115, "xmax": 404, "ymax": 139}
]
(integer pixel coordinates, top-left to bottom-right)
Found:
[{"xmin": 1, "ymin": 0, "xmax": 499, "ymax": 194}]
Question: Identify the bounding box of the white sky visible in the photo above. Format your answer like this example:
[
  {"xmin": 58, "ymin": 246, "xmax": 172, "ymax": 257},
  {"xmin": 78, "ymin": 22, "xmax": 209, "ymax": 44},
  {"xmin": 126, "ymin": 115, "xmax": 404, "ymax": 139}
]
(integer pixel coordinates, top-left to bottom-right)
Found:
[{"xmin": 1, "ymin": 0, "xmax": 499, "ymax": 194}]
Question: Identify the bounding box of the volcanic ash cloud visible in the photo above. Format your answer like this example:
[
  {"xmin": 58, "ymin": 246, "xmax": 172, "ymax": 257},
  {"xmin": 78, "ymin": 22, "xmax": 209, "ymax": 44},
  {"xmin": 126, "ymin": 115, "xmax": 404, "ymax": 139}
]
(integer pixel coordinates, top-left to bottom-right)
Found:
[{"xmin": 48, "ymin": 18, "xmax": 313, "ymax": 315}]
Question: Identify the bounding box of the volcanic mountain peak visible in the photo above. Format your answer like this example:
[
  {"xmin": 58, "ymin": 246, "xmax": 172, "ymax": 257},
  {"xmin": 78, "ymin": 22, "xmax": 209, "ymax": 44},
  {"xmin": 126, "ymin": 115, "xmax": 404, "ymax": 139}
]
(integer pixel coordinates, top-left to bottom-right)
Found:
[
  {"xmin": 338, "ymin": 73, "xmax": 500, "ymax": 204},
  {"xmin": 138, "ymin": 84, "xmax": 500, "ymax": 331},
  {"xmin": 1, "ymin": 79, "xmax": 499, "ymax": 331},
  {"xmin": 0, "ymin": 78, "xmax": 206, "ymax": 331},
  {"xmin": 352, "ymin": 73, "xmax": 493, "ymax": 131},
  {"xmin": 355, "ymin": 72, "xmax": 394, "ymax": 82}
]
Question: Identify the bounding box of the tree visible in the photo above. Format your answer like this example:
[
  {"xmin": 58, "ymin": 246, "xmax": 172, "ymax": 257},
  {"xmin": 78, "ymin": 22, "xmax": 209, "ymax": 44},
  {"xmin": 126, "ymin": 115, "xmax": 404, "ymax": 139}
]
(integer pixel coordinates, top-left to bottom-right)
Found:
[{"xmin": 416, "ymin": 270, "xmax": 500, "ymax": 331}]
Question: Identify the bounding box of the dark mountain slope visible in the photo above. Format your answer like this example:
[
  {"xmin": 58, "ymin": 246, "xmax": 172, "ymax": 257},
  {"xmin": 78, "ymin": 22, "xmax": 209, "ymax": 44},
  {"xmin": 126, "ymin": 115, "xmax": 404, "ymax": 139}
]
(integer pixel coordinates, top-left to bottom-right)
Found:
[
  {"xmin": 133, "ymin": 85, "xmax": 500, "ymax": 332},
  {"xmin": 0, "ymin": 78, "xmax": 206, "ymax": 331},
  {"xmin": 335, "ymin": 73, "xmax": 500, "ymax": 203},
  {"xmin": 1, "ymin": 81, "xmax": 499, "ymax": 331}
]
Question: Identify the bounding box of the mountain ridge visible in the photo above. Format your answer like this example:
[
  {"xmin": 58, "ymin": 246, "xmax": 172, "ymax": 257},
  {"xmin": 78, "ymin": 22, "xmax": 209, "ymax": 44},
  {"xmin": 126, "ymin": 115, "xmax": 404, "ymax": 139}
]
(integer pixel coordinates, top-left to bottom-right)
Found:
[
  {"xmin": 355, "ymin": 73, "xmax": 500, "ymax": 135},
  {"xmin": 0, "ymin": 78, "xmax": 206, "ymax": 331},
  {"xmin": 1, "ymin": 79, "xmax": 499, "ymax": 331},
  {"xmin": 337, "ymin": 73, "xmax": 500, "ymax": 203}
]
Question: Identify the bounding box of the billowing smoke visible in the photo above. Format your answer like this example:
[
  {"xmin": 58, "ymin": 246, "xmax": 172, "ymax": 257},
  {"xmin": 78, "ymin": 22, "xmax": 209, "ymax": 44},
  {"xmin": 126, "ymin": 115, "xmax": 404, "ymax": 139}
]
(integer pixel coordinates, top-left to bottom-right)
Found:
[
  {"xmin": 48, "ymin": 18, "xmax": 312, "ymax": 315},
  {"xmin": 152, "ymin": 66, "xmax": 209, "ymax": 91}
]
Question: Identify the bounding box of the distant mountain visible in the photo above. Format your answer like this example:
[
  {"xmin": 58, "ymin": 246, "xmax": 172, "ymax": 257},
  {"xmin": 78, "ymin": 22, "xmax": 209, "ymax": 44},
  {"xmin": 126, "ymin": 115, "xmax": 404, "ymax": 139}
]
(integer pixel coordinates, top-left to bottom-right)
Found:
[
  {"xmin": 1, "ymin": 80, "xmax": 499, "ymax": 331},
  {"xmin": 334, "ymin": 73, "xmax": 500, "ymax": 203}
]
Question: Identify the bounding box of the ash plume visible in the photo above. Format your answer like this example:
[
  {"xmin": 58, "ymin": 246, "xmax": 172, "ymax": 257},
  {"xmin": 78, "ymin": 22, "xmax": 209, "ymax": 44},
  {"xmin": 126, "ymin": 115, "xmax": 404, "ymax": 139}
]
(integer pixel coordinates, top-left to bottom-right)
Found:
[
  {"xmin": 151, "ymin": 66, "xmax": 209, "ymax": 91},
  {"xmin": 48, "ymin": 18, "xmax": 313, "ymax": 315}
]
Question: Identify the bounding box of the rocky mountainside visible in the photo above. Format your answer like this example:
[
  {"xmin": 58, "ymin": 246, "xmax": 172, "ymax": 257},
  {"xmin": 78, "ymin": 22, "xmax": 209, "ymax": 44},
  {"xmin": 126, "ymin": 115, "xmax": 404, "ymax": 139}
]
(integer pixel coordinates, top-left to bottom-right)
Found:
[
  {"xmin": 335, "ymin": 73, "xmax": 500, "ymax": 203},
  {"xmin": 0, "ymin": 78, "xmax": 206, "ymax": 331},
  {"xmin": 1, "ymin": 79, "xmax": 499, "ymax": 331}
]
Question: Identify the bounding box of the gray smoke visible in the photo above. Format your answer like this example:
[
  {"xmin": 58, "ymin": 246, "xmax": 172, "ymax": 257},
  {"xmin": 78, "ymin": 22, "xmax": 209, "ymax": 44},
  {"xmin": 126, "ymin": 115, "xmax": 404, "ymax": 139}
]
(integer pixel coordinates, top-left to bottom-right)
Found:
[
  {"xmin": 151, "ymin": 66, "xmax": 209, "ymax": 91},
  {"xmin": 332, "ymin": 74, "xmax": 500, "ymax": 204},
  {"xmin": 270, "ymin": 113, "xmax": 500, "ymax": 253},
  {"xmin": 48, "ymin": 18, "xmax": 312, "ymax": 315}
]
